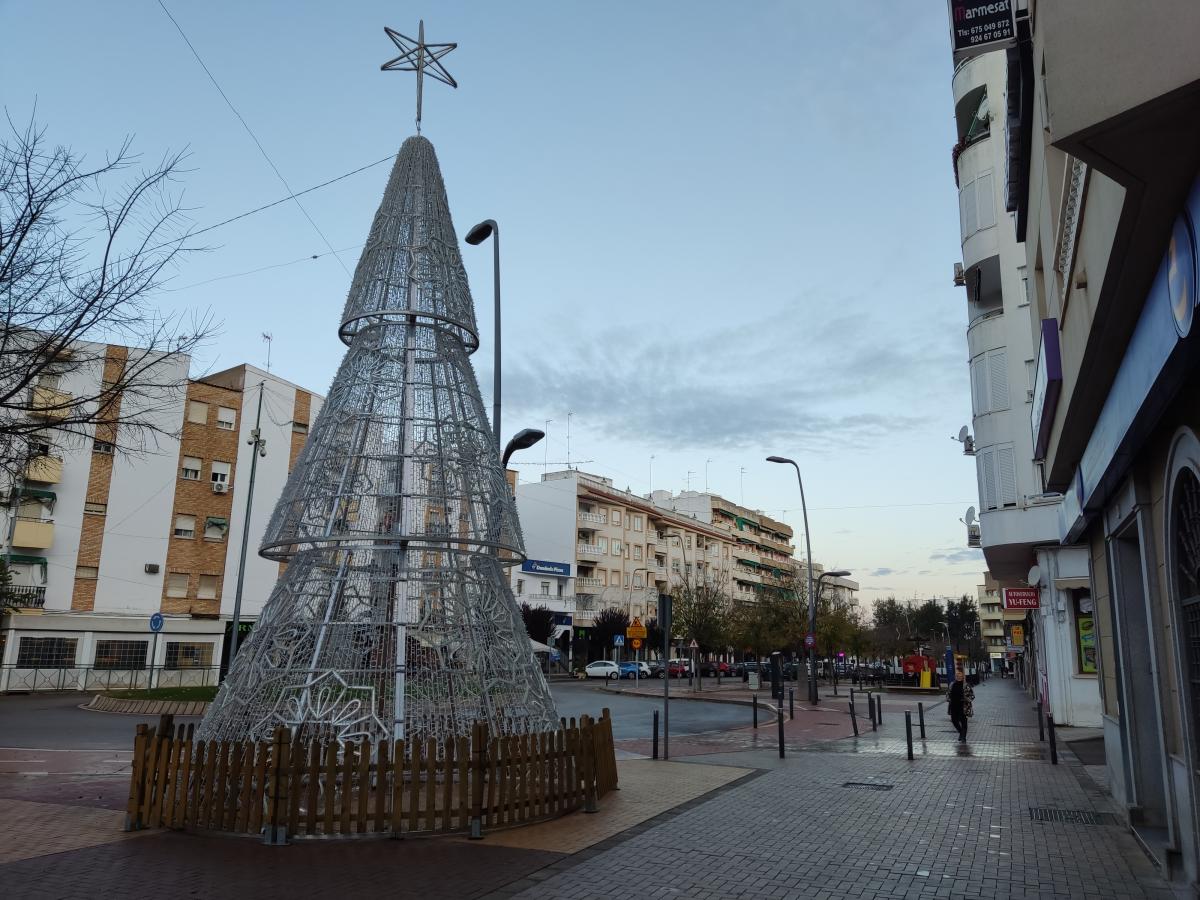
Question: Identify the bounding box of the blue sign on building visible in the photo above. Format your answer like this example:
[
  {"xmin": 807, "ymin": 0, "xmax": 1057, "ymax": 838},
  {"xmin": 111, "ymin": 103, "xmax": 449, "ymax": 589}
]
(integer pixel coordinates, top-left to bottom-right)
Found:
[{"xmin": 521, "ymin": 559, "xmax": 571, "ymax": 577}]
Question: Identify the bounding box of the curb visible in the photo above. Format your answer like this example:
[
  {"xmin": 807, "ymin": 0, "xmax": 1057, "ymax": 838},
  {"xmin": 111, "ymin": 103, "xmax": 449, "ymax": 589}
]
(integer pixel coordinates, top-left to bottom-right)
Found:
[
  {"xmin": 598, "ymin": 685, "xmax": 779, "ymax": 715},
  {"xmin": 85, "ymin": 695, "xmax": 210, "ymax": 717}
]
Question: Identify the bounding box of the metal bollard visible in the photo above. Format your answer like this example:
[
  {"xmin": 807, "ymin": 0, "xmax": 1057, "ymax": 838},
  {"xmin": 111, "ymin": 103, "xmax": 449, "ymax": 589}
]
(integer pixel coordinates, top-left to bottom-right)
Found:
[
  {"xmin": 875, "ymin": 694, "xmax": 883, "ymax": 727},
  {"xmin": 753, "ymin": 693, "xmax": 758, "ymax": 729},
  {"xmin": 918, "ymin": 702, "xmax": 926, "ymax": 739},
  {"xmin": 1048, "ymin": 714, "xmax": 1058, "ymax": 765},
  {"xmin": 653, "ymin": 710, "xmax": 659, "ymax": 760},
  {"xmin": 789, "ymin": 689, "xmax": 795, "ymax": 720},
  {"xmin": 849, "ymin": 701, "xmax": 859, "ymax": 736},
  {"xmin": 871, "ymin": 699, "xmax": 877, "ymax": 732},
  {"xmin": 1038, "ymin": 700, "xmax": 1045, "ymax": 741},
  {"xmin": 905, "ymin": 711, "xmax": 914, "ymax": 760},
  {"xmin": 777, "ymin": 706, "xmax": 785, "ymax": 759}
]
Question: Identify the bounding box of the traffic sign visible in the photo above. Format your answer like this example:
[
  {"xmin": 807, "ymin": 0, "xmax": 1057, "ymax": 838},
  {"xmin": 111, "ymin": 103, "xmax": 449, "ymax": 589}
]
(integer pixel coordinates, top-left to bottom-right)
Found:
[
  {"xmin": 804, "ymin": 633, "xmax": 815, "ymax": 648},
  {"xmin": 688, "ymin": 639, "xmax": 699, "ymax": 650},
  {"xmin": 626, "ymin": 616, "xmax": 647, "ymax": 640},
  {"xmin": 631, "ymin": 638, "xmax": 643, "ymax": 650},
  {"xmin": 613, "ymin": 634, "xmax": 625, "ymax": 647},
  {"xmin": 149, "ymin": 612, "xmax": 164, "ymax": 633}
]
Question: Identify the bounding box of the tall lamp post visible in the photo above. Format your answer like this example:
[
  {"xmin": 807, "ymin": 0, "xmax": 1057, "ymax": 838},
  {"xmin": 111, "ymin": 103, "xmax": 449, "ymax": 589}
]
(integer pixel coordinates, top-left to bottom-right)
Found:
[
  {"xmin": 465, "ymin": 219, "xmax": 502, "ymax": 450},
  {"xmin": 502, "ymin": 428, "xmax": 544, "ymax": 468},
  {"xmin": 766, "ymin": 455, "xmax": 819, "ymax": 703},
  {"xmin": 814, "ymin": 569, "xmax": 852, "ymax": 694}
]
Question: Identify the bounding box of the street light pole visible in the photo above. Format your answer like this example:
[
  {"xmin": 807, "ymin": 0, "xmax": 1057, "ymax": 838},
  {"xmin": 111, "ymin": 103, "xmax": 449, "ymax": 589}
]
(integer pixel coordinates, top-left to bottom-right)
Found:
[
  {"xmin": 465, "ymin": 219, "xmax": 501, "ymax": 450},
  {"xmin": 766, "ymin": 456, "xmax": 817, "ymax": 704},
  {"xmin": 230, "ymin": 382, "xmax": 267, "ymax": 663}
]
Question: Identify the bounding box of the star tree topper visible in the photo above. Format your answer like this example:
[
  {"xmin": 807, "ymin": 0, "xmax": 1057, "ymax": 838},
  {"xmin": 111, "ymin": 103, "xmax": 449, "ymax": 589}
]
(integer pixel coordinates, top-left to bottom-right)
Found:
[{"xmin": 381, "ymin": 20, "xmax": 457, "ymax": 134}]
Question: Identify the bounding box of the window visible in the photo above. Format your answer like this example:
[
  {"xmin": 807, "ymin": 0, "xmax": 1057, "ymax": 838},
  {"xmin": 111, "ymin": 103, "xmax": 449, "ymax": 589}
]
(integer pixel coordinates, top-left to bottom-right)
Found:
[
  {"xmin": 37, "ymin": 373, "xmax": 62, "ymax": 390},
  {"xmin": 634, "ymin": 574, "xmax": 644, "ymax": 589},
  {"xmin": 633, "ymin": 516, "xmax": 643, "ymax": 532},
  {"xmin": 292, "ymin": 421, "xmax": 309, "ymax": 434},
  {"xmin": 94, "ymin": 640, "xmax": 148, "ymax": 670},
  {"xmin": 685, "ymin": 535, "xmax": 692, "ymax": 549},
  {"xmin": 93, "ymin": 440, "xmax": 114, "ymax": 455},
  {"xmin": 197, "ymin": 575, "xmax": 219, "ymax": 600},
  {"xmin": 612, "ymin": 539, "xmax": 622, "ymax": 556},
  {"xmin": 633, "ymin": 545, "xmax": 642, "ymax": 561},
  {"xmin": 17, "ymin": 636, "xmax": 77, "ymax": 667},
  {"xmin": 210, "ymin": 461, "xmax": 231, "ymax": 485},
  {"xmin": 75, "ymin": 565, "xmax": 98, "ymax": 579},
  {"xmin": 611, "ymin": 509, "xmax": 621, "ymax": 526},
  {"xmin": 187, "ymin": 401, "xmax": 208, "ymax": 425},
  {"xmin": 976, "ymin": 444, "xmax": 1018, "ymax": 510},
  {"xmin": 610, "ymin": 569, "xmax": 620, "ymax": 585},
  {"xmin": 165, "ymin": 641, "xmax": 214, "ymax": 669},
  {"xmin": 959, "ymin": 170, "xmax": 996, "ymax": 240},
  {"xmin": 203, "ymin": 517, "xmax": 228, "ymax": 541},
  {"xmin": 1018, "ymin": 266, "xmax": 1030, "ymax": 307},
  {"xmin": 1074, "ymin": 593, "xmax": 1097, "ymax": 674},
  {"xmin": 181, "ymin": 456, "xmax": 201, "ymax": 480},
  {"xmin": 672, "ymin": 560, "xmax": 680, "ymax": 573},
  {"xmin": 516, "ymin": 579, "xmax": 524, "ymax": 595},
  {"xmin": 969, "ymin": 348, "xmax": 1010, "ymax": 415},
  {"xmin": 216, "ymin": 406, "xmax": 236, "ymax": 430},
  {"xmin": 597, "ymin": 537, "xmax": 608, "ymax": 553},
  {"xmin": 84, "ymin": 502, "xmax": 106, "ymax": 515},
  {"xmin": 166, "ymin": 573, "xmax": 189, "ymax": 597},
  {"xmin": 540, "ymin": 581, "xmax": 550, "ymax": 595},
  {"xmin": 173, "ymin": 515, "xmax": 195, "ymax": 539}
]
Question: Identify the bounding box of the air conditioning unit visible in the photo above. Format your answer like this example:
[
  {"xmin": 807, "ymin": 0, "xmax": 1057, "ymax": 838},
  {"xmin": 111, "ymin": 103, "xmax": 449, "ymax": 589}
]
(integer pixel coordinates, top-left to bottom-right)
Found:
[
  {"xmin": 212, "ymin": 482, "xmax": 228, "ymax": 494},
  {"xmin": 144, "ymin": 563, "xmax": 160, "ymax": 574},
  {"xmin": 967, "ymin": 524, "xmax": 981, "ymax": 548},
  {"xmin": 953, "ymin": 262, "xmax": 966, "ymax": 287}
]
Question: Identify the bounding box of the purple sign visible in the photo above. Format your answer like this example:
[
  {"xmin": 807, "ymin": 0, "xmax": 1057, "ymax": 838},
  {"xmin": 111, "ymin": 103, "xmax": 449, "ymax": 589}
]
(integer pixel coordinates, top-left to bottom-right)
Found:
[{"xmin": 1030, "ymin": 319, "xmax": 1063, "ymax": 460}]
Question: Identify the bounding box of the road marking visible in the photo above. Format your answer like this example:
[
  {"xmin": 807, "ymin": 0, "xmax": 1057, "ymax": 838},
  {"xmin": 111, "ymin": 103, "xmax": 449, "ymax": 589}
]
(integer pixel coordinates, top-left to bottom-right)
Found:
[
  {"xmin": 0, "ymin": 759, "xmax": 46, "ymax": 763},
  {"xmin": 0, "ymin": 747, "xmax": 130, "ymax": 753}
]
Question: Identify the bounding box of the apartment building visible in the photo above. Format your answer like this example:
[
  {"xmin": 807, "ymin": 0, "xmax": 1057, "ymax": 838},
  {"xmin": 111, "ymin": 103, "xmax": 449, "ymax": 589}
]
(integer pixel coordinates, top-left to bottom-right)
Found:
[
  {"xmin": 977, "ymin": 573, "xmax": 1005, "ymax": 660},
  {"xmin": 0, "ymin": 354, "xmax": 323, "ymax": 689},
  {"xmin": 947, "ymin": 18, "xmax": 1098, "ymax": 726},
  {"xmin": 995, "ymin": 0, "xmax": 1200, "ymax": 884}
]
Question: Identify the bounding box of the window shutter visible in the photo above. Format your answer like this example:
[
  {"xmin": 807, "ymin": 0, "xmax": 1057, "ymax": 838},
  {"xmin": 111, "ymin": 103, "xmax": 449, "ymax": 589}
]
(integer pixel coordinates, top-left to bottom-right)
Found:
[
  {"xmin": 988, "ymin": 349, "xmax": 1009, "ymax": 411},
  {"xmin": 976, "ymin": 172, "xmax": 995, "ymax": 229},
  {"xmin": 962, "ymin": 180, "xmax": 978, "ymax": 237},
  {"xmin": 971, "ymin": 357, "xmax": 989, "ymax": 414},
  {"xmin": 997, "ymin": 445, "xmax": 1018, "ymax": 506},
  {"xmin": 979, "ymin": 448, "xmax": 998, "ymax": 510}
]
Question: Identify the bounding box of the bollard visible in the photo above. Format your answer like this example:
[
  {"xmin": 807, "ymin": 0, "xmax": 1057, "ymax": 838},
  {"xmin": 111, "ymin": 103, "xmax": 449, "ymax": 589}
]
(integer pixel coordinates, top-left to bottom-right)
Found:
[
  {"xmin": 875, "ymin": 694, "xmax": 883, "ymax": 727},
  {"xmin": 1048, "ymin": 714, "xmax": 1058, "ymax": 765},
  {"xmin": 1037, "ymin": 700, "xmax": 1045, "ymax": 741},
  {"xmin": 871, "ymin": 700, "xmax": 877, "ymax": 732},
  {"xmin": 918, "ymin": 702, "xmax": 926, "ymax": 739},
  {"xmin": 849, "ymin": 701, "xmax": 859, "ymax": 736},
  {"xmin": 753, "ymin": 693, "xmax": 758, "ymax": 729},
  {"xmin": 777, "ymin": 706, "xmax": 785, "ymax": 759},
  {"xmin": 789, "ymin": 689, "xmax": 795, "ymax": 720},
  {"xmin": 868, "ymin": 693, "xmax": 877, "ymax": 728},
  {"xmin": 905, "ymin": 711, "xmax": 914, "ymax": 760},
  {"xmin": 652, "ymin": 710, "xmax": 659, "ymax": 760}
]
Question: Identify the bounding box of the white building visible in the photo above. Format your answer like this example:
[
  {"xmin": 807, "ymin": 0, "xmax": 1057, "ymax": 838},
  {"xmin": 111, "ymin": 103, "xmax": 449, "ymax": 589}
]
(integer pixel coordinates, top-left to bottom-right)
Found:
[
  {"xmin": 0, "ymin": 353, "xmax": 323, "ymax": 690},
  {"xmin": 950, "ymin": 43, "xmax": 1098, "ymax": 725}
]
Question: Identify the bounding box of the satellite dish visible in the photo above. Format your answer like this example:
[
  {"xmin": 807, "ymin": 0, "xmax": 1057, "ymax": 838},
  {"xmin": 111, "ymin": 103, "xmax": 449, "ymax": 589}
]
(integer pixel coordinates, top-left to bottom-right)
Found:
[
  {"xmin": 957, "ymin": 425, "xmax": 970, "ymax": 443},
  {"xmin": 1027, "ymin": 565, "xmax": 1042, "ymax": 587},
  {"xmin": 964, "ymin": 506, "xmax": 976, "ymax": 526}
]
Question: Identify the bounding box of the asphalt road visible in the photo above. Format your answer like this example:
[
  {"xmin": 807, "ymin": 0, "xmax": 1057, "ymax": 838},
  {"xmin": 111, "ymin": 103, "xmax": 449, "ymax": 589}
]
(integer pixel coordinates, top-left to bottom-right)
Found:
[{"xmin": 0, "ymin": 682, "xmax": 748, "ymax": 750}]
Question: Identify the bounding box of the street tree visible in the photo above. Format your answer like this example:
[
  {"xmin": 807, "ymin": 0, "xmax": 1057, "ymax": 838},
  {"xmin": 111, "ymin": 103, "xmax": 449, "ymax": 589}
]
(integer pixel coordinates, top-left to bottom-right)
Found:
[
  {"xmin": 590, "ymin": 607, "xmax": 629, "ymax": 658},
  {"xmin": 0, "ymin": 118, "xmax": 215, "ymax": 480},
  {"xmin": 519, "ymin": 602, "xmax": 556, "ymax": 646},
  {"xmin": 670, "ymin": 574, "xmax": 733, "ymax": 654}
]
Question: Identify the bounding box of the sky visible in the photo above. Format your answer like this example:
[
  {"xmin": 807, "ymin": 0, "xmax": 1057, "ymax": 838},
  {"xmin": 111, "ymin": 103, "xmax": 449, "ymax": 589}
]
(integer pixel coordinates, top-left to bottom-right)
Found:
[{"xmin": 1, "ymin": 0, "xmax": 985, "ymax": 608}]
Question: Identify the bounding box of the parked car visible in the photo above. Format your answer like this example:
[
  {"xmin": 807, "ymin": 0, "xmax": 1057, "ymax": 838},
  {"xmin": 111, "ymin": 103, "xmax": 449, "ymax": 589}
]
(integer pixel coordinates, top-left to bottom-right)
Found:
[
  {"xmin": 619, "ymin": 661, "xmax": 650, "ymax": 679},
  {"xmin": 668, "ymin": 658, "xmax": 694, "ymax": 677},
  {"xmin": 585, "ymin": 660, "xmax": 620, "ymax": 680},
  {"xmin": 700, "ymin": 660, "xmax": 734, "ymax": 677}
]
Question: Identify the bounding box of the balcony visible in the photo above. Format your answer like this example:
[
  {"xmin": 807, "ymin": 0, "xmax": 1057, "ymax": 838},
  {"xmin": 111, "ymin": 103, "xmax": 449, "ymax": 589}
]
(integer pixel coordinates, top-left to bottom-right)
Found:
[
  {"xmin": 13, "ymin": 518, "xmax": 54, "ymax": 549},
  {"xmin": 30, "ymin": 386, "xmax": 72, "ymax": 421},
  {"xmin": 576, "ymin": 576, "xmax": 604, "ymax": 591},
  {"xmin": 5, "ymin": 584, "xmax": 46, "ymax": 609},
  {"xmin": 577, "ymin": 510, "xmax": 606, "ymax": 527},
  {"xmin": 576, "ymin": 543, "xmax": 602, "ymax": 559},
  {"xmin": 24, "ymin": 455, "xmax": 63, "ymax": 484}
]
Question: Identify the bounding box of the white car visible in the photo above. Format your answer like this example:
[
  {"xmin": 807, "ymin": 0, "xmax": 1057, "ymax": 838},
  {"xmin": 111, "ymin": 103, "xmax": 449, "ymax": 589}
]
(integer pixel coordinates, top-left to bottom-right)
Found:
[{"xmin": 585, "ymin": 660, "xmax": 620, "ymax": 680}]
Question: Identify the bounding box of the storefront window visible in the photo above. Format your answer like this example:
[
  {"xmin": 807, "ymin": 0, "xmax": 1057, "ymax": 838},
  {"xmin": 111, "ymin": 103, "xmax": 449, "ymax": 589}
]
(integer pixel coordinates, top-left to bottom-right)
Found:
[{"xmin": 1074, "ymin": 592, "xmax": 1097, "ymax": 674}]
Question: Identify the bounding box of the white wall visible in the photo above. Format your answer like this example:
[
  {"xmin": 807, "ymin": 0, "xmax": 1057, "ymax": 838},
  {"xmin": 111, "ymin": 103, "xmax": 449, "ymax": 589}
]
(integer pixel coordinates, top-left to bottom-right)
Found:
[{"xmin": 514, "ymin": 474, "xmax": 578, "ymax": 580}]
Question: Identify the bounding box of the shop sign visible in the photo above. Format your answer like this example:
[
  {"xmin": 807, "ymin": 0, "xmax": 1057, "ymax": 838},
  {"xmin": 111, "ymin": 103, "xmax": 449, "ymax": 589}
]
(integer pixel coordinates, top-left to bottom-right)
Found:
[
  {"xmin": 1009, "ymin": 625, "xmax": 1024, "ymax": 646},
  {"xmin": 521, "ymin": 559, "xmax": 570, "ymax": 577},
  {"xmin": 1003, "ymin": 587, "xmax": 1040, "ymax": 610},
  {"xmin": 948, "ymin": 0, "xmax": 1016, "ymax": 60},
  {"xmin": 1030, "ymin": 319, "xmax": 1063, "ymax": 460}
]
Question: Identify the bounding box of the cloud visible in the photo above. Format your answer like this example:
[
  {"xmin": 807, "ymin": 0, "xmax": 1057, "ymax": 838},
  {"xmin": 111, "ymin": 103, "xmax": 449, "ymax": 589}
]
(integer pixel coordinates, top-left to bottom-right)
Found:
[
  {"xmin": 869, "ymin": 567, "xmax": 897, "ymax": 577},
  {"xmin": 929, "ymin": 548, "xmax": 984, "ymax": 564},
  {"xmin": 504, "ymin": 308, "xmax": 958, "ymax": 453}
]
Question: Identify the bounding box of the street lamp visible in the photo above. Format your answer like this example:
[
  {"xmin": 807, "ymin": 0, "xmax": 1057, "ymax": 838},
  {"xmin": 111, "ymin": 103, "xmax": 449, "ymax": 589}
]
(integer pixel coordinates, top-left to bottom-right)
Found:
[
  {"xmin": 766, "ymin": 455, "xmax": 820, "ymax": 704},
  {"xmin": 465, "ymin": 219, "xmax": 501, "ymax": 450},
  {"xmin": 501, "ymin": 428, "xmax": 544, "ymax": 469}
]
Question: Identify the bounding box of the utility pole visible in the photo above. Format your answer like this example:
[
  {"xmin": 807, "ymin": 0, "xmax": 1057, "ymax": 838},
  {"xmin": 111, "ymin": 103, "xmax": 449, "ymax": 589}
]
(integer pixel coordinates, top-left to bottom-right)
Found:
[{"xmin": 229, "ymin": 381, "xmax": 267, "ymax": 662}]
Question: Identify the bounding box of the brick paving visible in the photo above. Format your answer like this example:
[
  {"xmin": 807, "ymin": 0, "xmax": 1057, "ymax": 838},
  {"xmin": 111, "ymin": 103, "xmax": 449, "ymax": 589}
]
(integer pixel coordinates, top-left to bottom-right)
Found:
[{"xmin": 0, "ymin": 680, "xmax": 1187, "ymax": 899}]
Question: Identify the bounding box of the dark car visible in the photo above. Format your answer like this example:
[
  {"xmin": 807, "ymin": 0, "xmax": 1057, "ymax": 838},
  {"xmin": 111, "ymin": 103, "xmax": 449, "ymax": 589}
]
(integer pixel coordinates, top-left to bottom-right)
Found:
[{"xmin": 699, "ymin": 660, "xmax": 734, "ymax": 677}]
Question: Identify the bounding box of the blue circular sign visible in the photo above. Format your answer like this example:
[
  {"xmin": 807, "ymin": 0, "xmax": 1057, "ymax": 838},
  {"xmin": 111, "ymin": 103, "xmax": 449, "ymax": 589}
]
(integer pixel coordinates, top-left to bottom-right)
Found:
[
  {"xmin": 149, "ymin": 612, "xmax": 164, "ymax": 633},
  {"xmin": 1168, "ymin": 213, "xmax": 1196, "ymax": 338}
]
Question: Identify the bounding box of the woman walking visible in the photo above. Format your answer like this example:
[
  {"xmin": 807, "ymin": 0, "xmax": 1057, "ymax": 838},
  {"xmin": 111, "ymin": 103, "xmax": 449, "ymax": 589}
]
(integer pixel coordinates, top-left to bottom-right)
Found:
[{"xmin": 948, "ymin": 666, "xmax": 974, "ymax": 742}]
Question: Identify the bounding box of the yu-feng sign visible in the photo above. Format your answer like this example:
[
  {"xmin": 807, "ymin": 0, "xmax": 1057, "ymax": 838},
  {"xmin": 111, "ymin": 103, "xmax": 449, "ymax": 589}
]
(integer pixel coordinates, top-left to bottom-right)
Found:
[{"xmin": 381, "ymin": 20, "xmax": 458, "ymax": 134}]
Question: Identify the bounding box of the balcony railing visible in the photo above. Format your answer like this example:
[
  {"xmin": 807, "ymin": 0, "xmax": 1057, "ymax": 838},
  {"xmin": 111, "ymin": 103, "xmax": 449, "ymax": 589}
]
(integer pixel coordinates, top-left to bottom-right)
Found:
[
  {"xmin": 576, "ymin": 576, "xmax": 604, "ymax": 591},
  {"xmin": 13, "ymin": 518, "xmax": 54, "ymax": 550},
  {"xmin": 576, "ymin": 543, "xmax": 603, "ymax": 557},
  {"xmin": 0, "ymin": 664, "xmax": 220, "ymax": 693},
  {"xmin": 24, "ymin": 455, "xmax": 63, "ymax": 484},
  {"xmin": 577, "ymin": 511, "xmax": 606, "ymax": 526},
  {"xmin": 4, "ymin": 584, "xmax": 46, "ymax": 609},
  {"xmin": 30, "ymin": 386, "xmax": 72, "ymax": 421}
]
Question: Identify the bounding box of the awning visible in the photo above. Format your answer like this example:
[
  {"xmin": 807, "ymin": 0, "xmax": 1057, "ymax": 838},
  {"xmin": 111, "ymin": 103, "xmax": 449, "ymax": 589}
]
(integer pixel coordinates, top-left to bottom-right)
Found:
[
  {"xmin": 205, "ymin": 516, "xmax": 230, "ymax": 532},
  {"xmin": 21, "ymin": 488, "xmax": 56, "ymax": 503},
  {"xmin": 529, "ymin": 638, "xmax": 554, "ymax": 654},
  {"xmin": 7, "ymin": 554, "xmax": 48, "ymax": 575}
]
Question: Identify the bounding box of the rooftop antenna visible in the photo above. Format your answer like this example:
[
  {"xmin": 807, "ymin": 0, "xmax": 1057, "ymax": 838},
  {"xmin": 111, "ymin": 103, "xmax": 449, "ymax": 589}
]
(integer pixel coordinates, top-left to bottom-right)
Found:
[
  {"xmin": 649, "ymin": 454, "xmax": 655, "ymax": 494},
  {"xmin": 544, "ymin": 419, "xmax": 553, "ymax": 476},
  {"xmin": 566, "ymin": 411, "xmax": 572, "ymax": 470},
  {"xmin": 705, "ymin": 458, "xmax": 712, "ymax": 493},
  {"xmin": 739, "ymin": 466, "xmax": 746, "ymax": 506},
  {"xmin": 685, "ymin": 470, "xmax": 695, "ymax": 492},
  {"xmin": 381, "ymin": 19, "xmax": 458, "ymax": 135},
  {"xmin": 262, "ymin": 332, "xmax": 273, "ymax": 372}
]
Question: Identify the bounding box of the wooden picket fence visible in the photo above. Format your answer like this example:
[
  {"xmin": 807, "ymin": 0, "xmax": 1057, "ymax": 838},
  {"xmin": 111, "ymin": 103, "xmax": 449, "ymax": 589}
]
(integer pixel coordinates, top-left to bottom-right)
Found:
[{"xmin": 125, "ymin": 711, "xmax": 618, "ymax": 842}]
